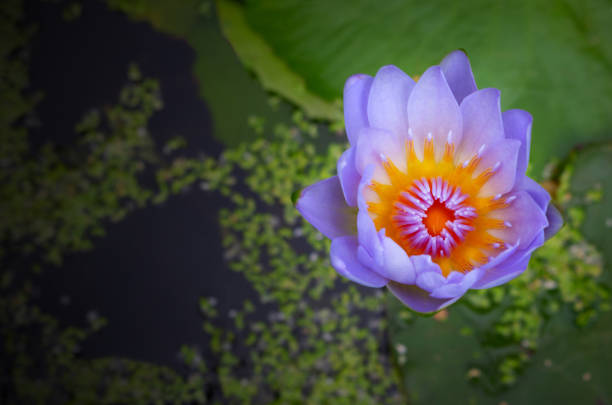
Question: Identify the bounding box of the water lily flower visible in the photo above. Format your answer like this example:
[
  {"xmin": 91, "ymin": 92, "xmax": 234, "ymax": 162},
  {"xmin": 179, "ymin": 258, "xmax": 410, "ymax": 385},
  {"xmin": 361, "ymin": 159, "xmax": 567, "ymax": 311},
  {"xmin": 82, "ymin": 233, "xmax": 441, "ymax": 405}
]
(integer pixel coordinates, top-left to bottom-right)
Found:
[{"xmin": 297, "ymin": 50, "xmax": 563, "ymax": 313}]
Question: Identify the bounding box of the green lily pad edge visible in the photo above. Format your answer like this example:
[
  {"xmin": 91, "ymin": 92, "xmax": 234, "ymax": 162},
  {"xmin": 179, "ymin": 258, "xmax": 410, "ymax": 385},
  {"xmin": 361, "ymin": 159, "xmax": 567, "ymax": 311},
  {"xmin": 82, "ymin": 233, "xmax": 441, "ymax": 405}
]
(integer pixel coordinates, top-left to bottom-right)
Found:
[{"xmin": 215, "ymin": 0, "xmax": 343, "ymax": 124}]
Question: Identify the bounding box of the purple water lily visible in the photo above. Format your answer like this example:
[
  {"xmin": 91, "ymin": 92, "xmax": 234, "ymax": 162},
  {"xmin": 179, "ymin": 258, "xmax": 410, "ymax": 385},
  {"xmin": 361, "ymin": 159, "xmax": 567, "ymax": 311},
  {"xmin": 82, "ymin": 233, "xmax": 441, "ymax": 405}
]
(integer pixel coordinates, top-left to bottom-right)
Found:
[{"xmin": 297, "ymin": 50, "xmax": 562, "ymax": 313}]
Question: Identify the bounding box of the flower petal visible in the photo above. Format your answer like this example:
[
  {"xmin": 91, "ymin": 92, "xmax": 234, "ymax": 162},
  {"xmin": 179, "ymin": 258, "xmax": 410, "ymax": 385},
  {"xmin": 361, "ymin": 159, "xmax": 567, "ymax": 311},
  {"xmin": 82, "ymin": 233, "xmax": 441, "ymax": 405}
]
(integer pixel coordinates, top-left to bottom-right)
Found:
[
  {"xmin": 407, "ymin": 66, "xmax": 463, "ymax": 161},
  {"xmin": 379, "ymin": 236, "xmax": 416, "ymax": 283},
  {"xmin": 473, "ymin": 255, "xmax": 531, "ymax": 289},
  {"xmin": 517, "ymin": 177, "xmax": 550, "ymax": 210},
  {"xmin": 357, "ymin": 165, "xmax": 378, "ymax": 214},
  {"xmin": 357, "ymin": 210, "xmax": 382, "ymax": 259},
  {"xmin": 515, "ymin": 177, "xmax": 561, "ymax": 240},
  {"xmin": 471, "ymin": 242, "xmax": 521, "ymax": 289},
  {"xmin": 416, "ymin": 270, "xmax": 446, "ymax": 293},
  {"xmin": 367, "ymin": 65, "xmax": 415, "ymax": 137},
  {"xmin": 410, "ymin": 255, "xmax": 442, "ymax": 275},
  {"xmin": 296, "ymin": 176, "xmax": 357, "ymax": 239},
  {"xmin": 457, "ymin": 88, "xmax": 504, "ymax": 163},
  {"xmin": 479, "ymin": 242, "xmax": 520, "ymax": 272},
  {"xmin": 446, "ymin": 271, "xmax": 465, "ymax": 284},
  {"xmin": 357, "ymin": 236, "xmax": 416, "ymax": 284},
  {"xmin": 440, "ymin": 49, "xmax": 478, "ymax": 104},
  {"xmin": 337, "ymin": 147, "xmax": 360, "ymax": 207},
  {"xmin": 355, "ymin": 178, "xmax": 416, "ymax": 284},
  {"xmin": 344, "ymin": 74, "xmax": 374, "ymax": 145},
  {"xmin": 475, "ymin": 139, "xmax": 520, "ymax": 197},
  {"xmin": 331, "ymin": 236, "xmax": 387, "ymax": 287},
  {"xmin": 387, "ymin": 281, "xmax": 460, "ymax": 313},
  {"xmin": 488, "ymin": 190, "xmax": 548, "ymax": 249},
  {"xmin": 473, "ymin": 233, "xmax": 544, "ymax": 289},
  {"xmin": 502, "ymin": 109, "xmax": 532, "ymax": 178},
  {"xmin": 430, "ymin": 268, "xmax": 484, "ymax": 299},
  {"xmin": 355, "ymin": 127, "xmax": 406, "ymax": 182},
  {"xmin": 544, "ymin": 203, "xmax": 563, "ymax": 240}
]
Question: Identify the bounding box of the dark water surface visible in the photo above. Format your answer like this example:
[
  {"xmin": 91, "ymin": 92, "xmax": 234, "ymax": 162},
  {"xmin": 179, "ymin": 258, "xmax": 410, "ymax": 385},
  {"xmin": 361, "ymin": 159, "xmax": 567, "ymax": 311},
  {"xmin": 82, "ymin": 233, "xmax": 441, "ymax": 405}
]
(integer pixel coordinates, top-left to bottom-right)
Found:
[
  {"xmin": 27, "ymin": 0, "xmax": 212, "ymax": 154},
  {"xmin": 29, "ymin": 0, "xmax": 258, "ymax": 368}
]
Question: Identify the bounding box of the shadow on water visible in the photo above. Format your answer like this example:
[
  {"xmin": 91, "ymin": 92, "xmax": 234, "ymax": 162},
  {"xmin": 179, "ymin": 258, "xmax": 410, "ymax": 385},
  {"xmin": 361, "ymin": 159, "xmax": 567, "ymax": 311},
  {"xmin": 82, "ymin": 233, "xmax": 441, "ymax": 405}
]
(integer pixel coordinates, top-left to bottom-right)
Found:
[
  {"xmin": 28, "ymin": 0, "xmax": 259, "ymax": 368},
  {"xmin": 27, "ymin": 0, "xmax": 213, "ymax": 155}
]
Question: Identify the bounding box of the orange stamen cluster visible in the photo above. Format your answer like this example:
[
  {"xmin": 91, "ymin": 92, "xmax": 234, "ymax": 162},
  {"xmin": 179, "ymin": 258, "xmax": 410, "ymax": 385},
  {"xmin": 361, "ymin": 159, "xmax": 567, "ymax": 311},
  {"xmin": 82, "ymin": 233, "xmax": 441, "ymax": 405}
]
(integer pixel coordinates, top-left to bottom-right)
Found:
[{"xmin": 367, "ymin": 135, "xmax": 507, "ymax": 276}]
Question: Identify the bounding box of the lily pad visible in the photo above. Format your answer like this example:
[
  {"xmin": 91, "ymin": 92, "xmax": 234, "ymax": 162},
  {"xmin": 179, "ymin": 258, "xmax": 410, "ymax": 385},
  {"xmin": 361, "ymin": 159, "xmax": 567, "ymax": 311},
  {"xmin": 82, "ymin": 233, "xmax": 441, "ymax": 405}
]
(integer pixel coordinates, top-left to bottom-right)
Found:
[
  {"xmin": 387, "ymin": 297, "xmax": 487, "ymax": 404},
  {"xmin": 562, "ymin": 142, "xmax": 612, "ymax": 275},
  {"xmin": 388, "ymin": 294, "xmax": 612, "ymax": 404},
  {"xmin": 502, "ymin": 309, "xmax": 612, "ymax": 405},
  {"xmin": 219, "ymin": 0, "xmax": 612, "ymax": 174},
  {"xmin": 216, "ymin": 0, "xmax": 342, "ymax": 123}
]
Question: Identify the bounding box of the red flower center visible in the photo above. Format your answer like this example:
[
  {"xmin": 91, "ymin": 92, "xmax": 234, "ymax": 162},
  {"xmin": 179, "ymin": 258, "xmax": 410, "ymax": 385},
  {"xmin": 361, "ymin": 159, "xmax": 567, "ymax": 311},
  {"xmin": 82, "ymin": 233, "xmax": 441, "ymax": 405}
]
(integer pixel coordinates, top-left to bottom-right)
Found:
[
  {"xmin": 366, "ymin": 136, "xmax": 511, "ymax": 275},
  {"xmin": 423, "ymin": 200, "xmax": 455, "ymax": 236}
]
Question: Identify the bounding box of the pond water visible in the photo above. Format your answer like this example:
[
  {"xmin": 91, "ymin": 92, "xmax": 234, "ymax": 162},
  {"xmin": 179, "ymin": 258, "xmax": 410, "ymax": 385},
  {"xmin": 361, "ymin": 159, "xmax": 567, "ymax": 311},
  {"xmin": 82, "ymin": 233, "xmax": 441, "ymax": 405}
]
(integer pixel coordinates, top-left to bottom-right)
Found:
[{"xmin": 30, "ymin": 0, "xmax": 258, "ymax": 369}]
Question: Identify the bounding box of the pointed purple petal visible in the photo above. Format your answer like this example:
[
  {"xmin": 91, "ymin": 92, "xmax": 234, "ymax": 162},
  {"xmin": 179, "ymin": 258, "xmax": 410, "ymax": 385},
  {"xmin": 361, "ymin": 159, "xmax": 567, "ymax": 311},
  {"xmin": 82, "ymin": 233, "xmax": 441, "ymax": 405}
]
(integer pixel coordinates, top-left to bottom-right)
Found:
[
  {"xmin": 475, "ymin": 138, "xmax": 520, "ymax": 197},
  {"xmin": 367, "ymin": 65, "xmax": 414, "ymax": 137},
  {"xmin": 473, "ymin": 233, "xmax": 543, "ymax": 289},
  {"xmin": 440, "ymin": 50, "xmax": 478, "ymax": 104},
  {"xmin": 337, "ymin": 147, "xmax": 360, "ymax": 207},
  {"xmin": 387, "ymin": 282, "xmax": 460, "ymax": 313},
  {"xmin": 416, "ymin": 271, "xmax": 446, "ymax": 293},
  {"xmin": 488, "ymin": 190, "xmax": 548, "ymax": 249},
  {"xmin": 380, "ymin": 236, "xmax": 416, "ymax": 284},
  {"xmin": 544, "ymin": 203, "xmax": 563, "ymax": 240},
  {"xmin": 410, "ymin": 255, "xmax": 442, "ymax": 275},
  {"xmin": 358, "ymin": 235, "xmax": 416, "ymax": 284},
  {"xmin": 344, "ymin": 74, "xmax": 373, "ymax": 145},
  {"xmin": 473, "ymin": 255, "xmax": 530, "ymax": 289},
  {"xmin": 356, "ymin": 164, "xmax": 376, "ymax": 213},
  {"xmin": 355, "ymin": 127, "xmax": 406, "ymax": 181},
  {"xmin": 457, "ymin": 88, "xmax": 504, "ymax": 162},
  {"xmin": 296, "ymin": 176, "xmax": 357, "ymax": 239},
  {"xmin": 357, "ymin": 210, "xmax": 381, "ymax": 259},
  {"xmin": 479, "ymin": 242, "xmax": 520, "ymax": 272},
  {"xmin": 407, "ymin": 66, "xmax": 463, "ymax": 161},
  {"xmin": 502, "ymin": 109, "xmax": 532, "ymax": 178},
  {"xmin": 446, "ymin": 271, "xmax": 465, "ymax": 284},
  {"xmin": 430, "ymin": 268, "xmax": 484, "ymax": 299},
  {"xmin": 515, "ymin": 177, "xmax": 561, "ymax": 241},
  {"xmin": 516, "ymin": 177, "xmax": 551, "ymax": 210},
  {"xmin": 331, "ymin": 236, "xmax": 387, "ymax": 287}
]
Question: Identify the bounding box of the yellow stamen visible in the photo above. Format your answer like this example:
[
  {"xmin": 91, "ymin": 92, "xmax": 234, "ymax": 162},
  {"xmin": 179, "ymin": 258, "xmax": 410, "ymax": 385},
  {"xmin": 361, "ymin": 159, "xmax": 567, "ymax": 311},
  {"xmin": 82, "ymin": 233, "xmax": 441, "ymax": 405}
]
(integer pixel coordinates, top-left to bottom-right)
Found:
[{"xmin": 368, "ymin": 138, "xmax": 506, "ymax": 276}]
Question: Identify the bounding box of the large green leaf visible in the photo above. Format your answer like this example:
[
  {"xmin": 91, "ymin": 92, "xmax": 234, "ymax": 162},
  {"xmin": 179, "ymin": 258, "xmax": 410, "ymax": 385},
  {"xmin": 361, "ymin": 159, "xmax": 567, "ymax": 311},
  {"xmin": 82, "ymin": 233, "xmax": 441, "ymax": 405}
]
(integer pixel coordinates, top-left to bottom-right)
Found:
[
  {"xmin": 388, "ymin": 296, "xmax": 612, "ymax": 404},
  {"xmin": 563, "ymin": 142, "xmax": 612, "ymax": 274},
  {"xmin": 220, "ymin": 0, "xmax": 612, "ymax": 174},
  {"xmin": 216, "ymin": 0, "xmax": 342, "ymax": 123}
]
